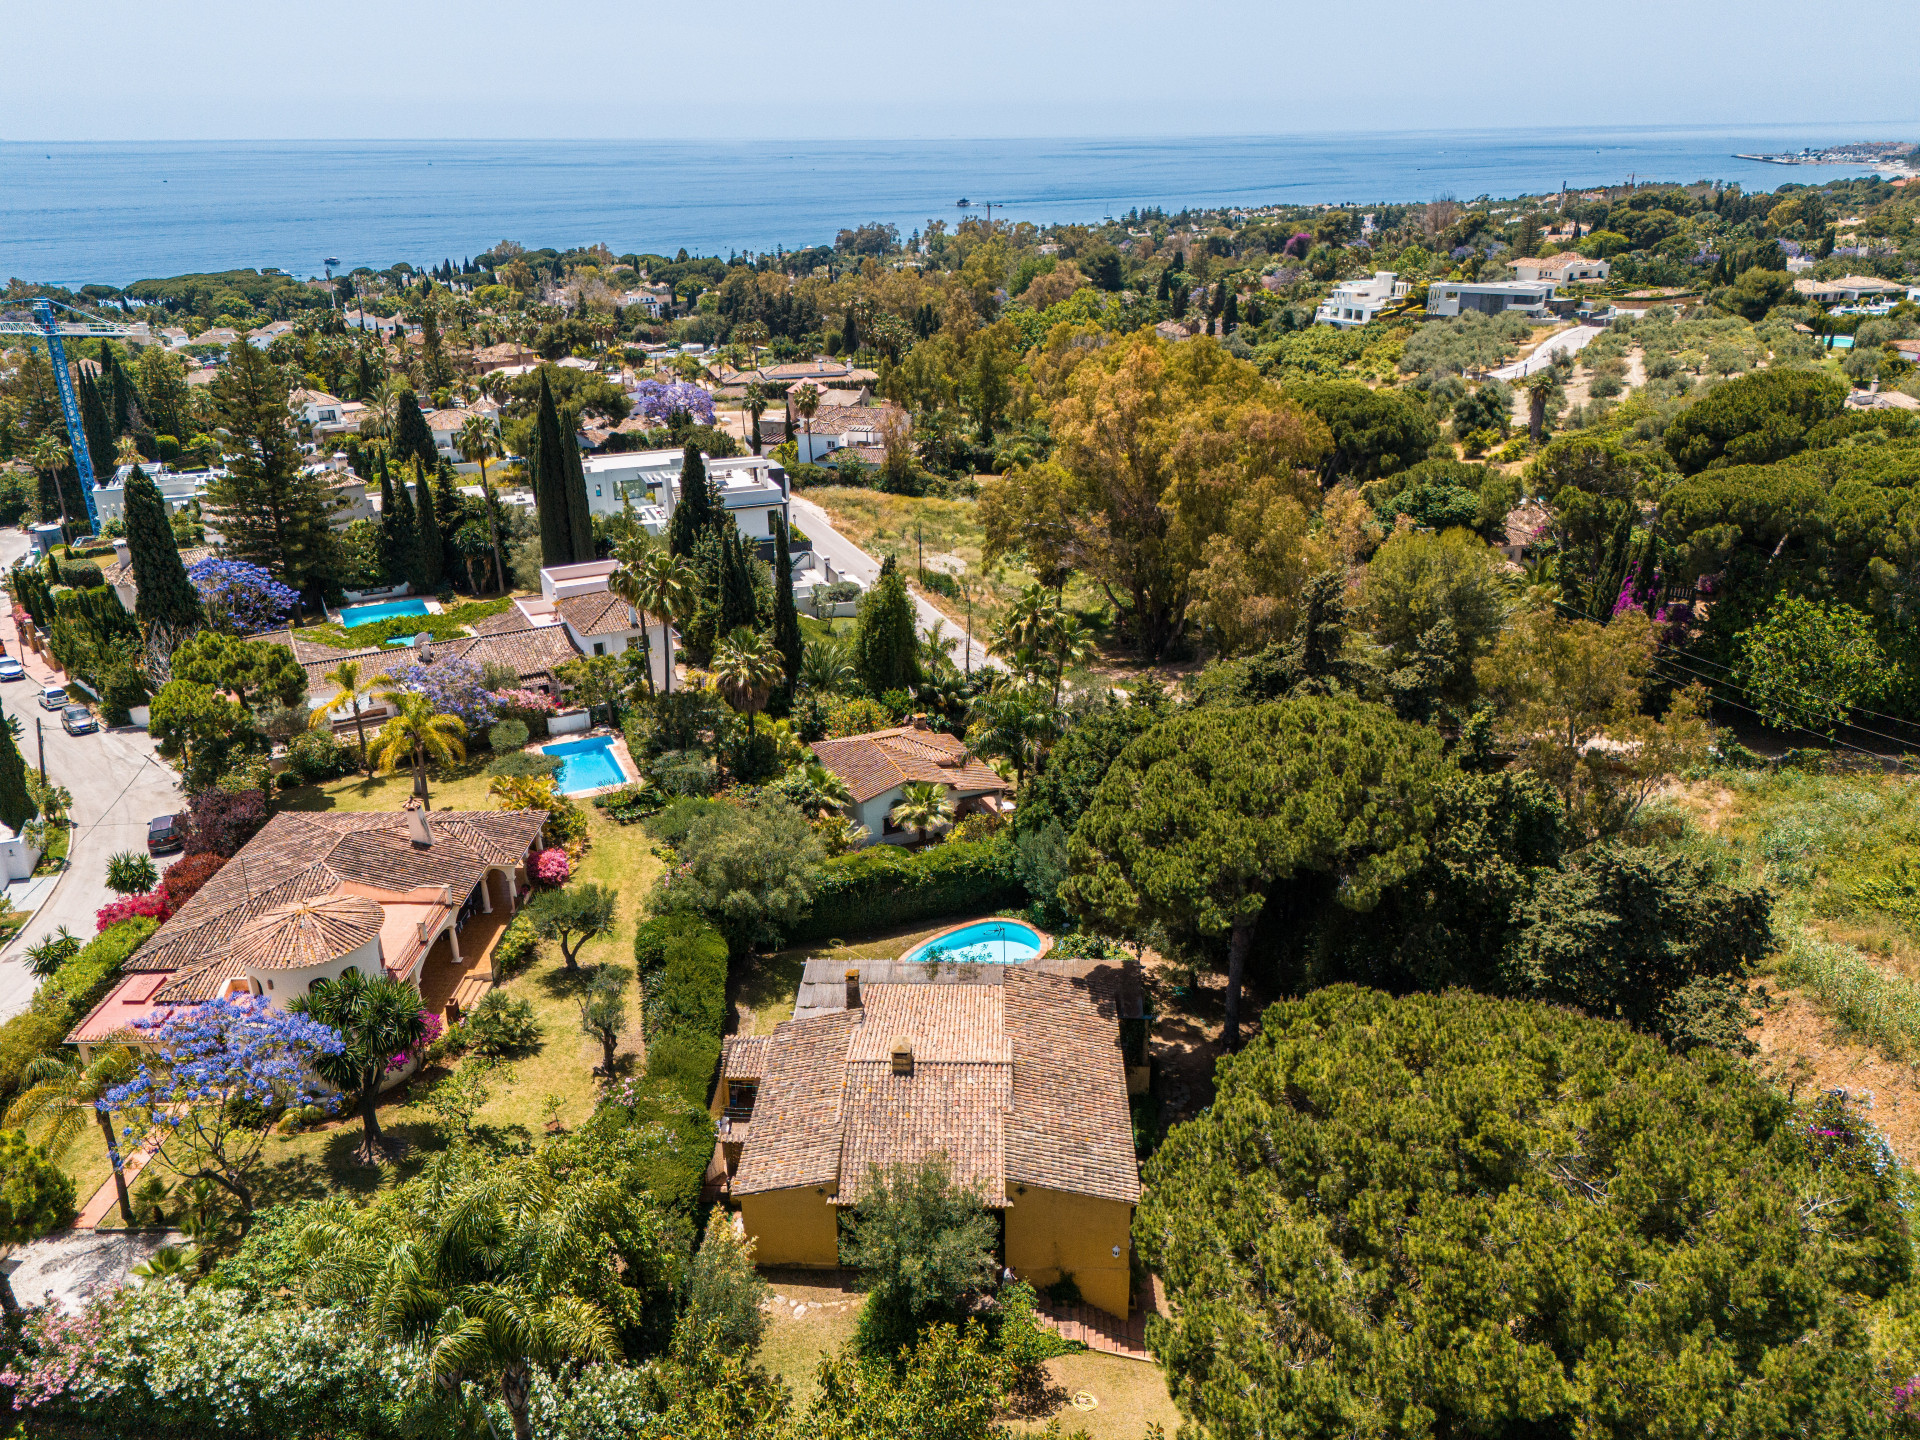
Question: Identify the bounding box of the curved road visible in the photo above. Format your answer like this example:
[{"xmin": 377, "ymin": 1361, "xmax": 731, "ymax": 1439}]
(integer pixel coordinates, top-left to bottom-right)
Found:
[{"xmin": 0, "ymin": 531, "xmax": 183, "ymax": 1022}]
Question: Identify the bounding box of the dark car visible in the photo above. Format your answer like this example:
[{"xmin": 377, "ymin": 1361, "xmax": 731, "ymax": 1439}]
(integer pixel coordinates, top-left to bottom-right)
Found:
[
  {"xmin": 60, "ymin": 704, "xmax": 96, "ymax": 736},
  {"xmin": 147, "ymin": 813, "xmax": 183, "ymax": 855}
]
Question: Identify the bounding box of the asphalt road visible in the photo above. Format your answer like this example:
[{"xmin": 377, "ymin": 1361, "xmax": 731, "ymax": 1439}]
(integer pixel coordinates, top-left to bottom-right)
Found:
[
  {"xmin": 0, "ymin": 530, "xmax": 184, "ymax": 1022},
  {"xmin": 1491, "ymin": 323, "xmax": 1602, "ymax": 381},
  {"xmin": 789, "ymin": 494, "xmax": 1000, "ymax": 676}
]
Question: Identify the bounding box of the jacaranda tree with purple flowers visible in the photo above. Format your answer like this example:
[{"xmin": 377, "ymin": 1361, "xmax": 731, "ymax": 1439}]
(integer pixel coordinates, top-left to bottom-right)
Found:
[
  {"xmin": 100, "ymin": 995, "xmax": 343, "ymax": 1230},
  {"xmin": 187, "ymin": 558, "xmax": 301, "ymax": 636},
  {"xmin": 382, "ymin": 657, "xmax": 499, "ymax": 731},
  {"xmin": 630, "ymin": 379, "xmax": 716, "ymax": 428}
]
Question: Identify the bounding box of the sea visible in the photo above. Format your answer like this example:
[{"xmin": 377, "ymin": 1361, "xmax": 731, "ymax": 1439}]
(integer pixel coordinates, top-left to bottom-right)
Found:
[{"xmin": 1, "ymin": 124, "xmax": 1911, "ymax": 289}]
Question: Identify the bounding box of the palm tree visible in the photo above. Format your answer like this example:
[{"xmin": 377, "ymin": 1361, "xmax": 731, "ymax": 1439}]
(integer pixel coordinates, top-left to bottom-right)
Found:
[
  {"xmin": 1041, "ymin": 612, "xmax": 1096, "ymax": 708},
  {"xmin": 6, "ymin": 1047, "xmax": 137, "ymax": 1226},
  {"xmin": 289, "ymin": 970, "xmax": 428, "ymax": 1166},
  {"xmin": 28, "ymin": 436, "xmax": 72, "ymax": 536},
  {"xmin": 790, "ymin": 381, "xmax": 821, "ymax": 459},
  {"xmin": 457, "ymin": 413, "xmax": 507, "ymax": 592},
  {"xmin": 798, "ymin": 635, "xmax": 857, "ymax": 694},
  {"xmin": 889, "ymin": 779, "xmax": 955, "ymax": 848},
  {"xmin": 785, "ymin": 762, "xmax": 854, "ymax": 820},
  {"xmin": 744, "ymin": 381, "xmax": 769, "ymax": 456},
  {"xmin": 966, "ymin": 688, "xmax": 1059, "ymax": 787},
  {"xmin": 919, "ymin": 621, "xmax": 961, "ymax": 678},
  {"xmin": 369, "ymin": 691, "xmax": 467, "ymax": 808},
  {"xmin": 712, "ymin": 627, "xmax": 785, "ymax": 732},
  {"xmin": 311, "ymin": 658, "xmax": 380, "ymax": 774},
  {"xmin": 296, "ymin": 1154, "xmax": 628, "ymax": 1440},
  {"xmin": 621, "ymin": 549, "xmax": 698, "ymax": 694}
]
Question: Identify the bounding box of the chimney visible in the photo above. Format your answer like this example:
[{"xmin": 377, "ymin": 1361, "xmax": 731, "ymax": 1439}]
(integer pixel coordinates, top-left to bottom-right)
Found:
[
  {"xmin": 111, "ymin": 538, "xmax": 131, "ymax": 569},
  {"xmin": 845, "ymin": 968, "xmax": 862, "ymax": 1010},
  {"xmin": 403, "ymin": 797, "xmax": 432, "ymax": 848},
  {"xmin": 891, "ymin": 1038, "xmax": 913, "ymax": 1076}
]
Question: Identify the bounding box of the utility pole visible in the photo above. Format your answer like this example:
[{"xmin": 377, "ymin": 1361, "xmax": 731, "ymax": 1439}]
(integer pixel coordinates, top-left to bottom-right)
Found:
[{"xmin": 34, "ymin": 717, "xmax": 45, "ymax": 784}]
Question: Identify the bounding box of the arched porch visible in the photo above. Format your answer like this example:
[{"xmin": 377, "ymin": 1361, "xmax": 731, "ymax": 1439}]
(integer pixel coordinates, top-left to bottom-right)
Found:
[{"xmin": 415, "ymin": 867, "xmax": 524, "ymax": 1022}]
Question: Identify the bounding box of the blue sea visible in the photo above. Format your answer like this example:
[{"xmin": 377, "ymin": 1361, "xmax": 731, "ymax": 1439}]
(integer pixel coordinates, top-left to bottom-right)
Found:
[{"xmin": 1, "ymin": 125, "xmax": 1908, "ymax": 288}]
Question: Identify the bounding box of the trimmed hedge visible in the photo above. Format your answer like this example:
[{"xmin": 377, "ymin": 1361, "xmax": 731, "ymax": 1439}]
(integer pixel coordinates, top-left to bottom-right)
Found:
[
  {"xmin": 54, "ymin": 558, "xmax": 104, "ymax": 589},
  {"xmin": 787, "ymin": 835, "xmax": 1025, "ymax": 943},
  {"xmin": 636, "ymin": 915, "xmax": 729, "ymax": 1040},
  {"xmin": 0, "ymin": 917, "xmax": 157, "ymax": 1106}
]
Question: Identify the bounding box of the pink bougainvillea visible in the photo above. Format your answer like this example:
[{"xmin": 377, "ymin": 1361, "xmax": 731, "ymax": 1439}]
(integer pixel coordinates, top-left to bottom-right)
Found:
[
  {"xmin": 533, "ymin": 848, "xmax": 571, "ymax": 885},
  {"xmin": 490, "ymin": 687, "xmax": 557, "ymax": 715},
  {"xmin": 385, "ymin": 1010, "xmax": 444, "ymax": 1073},
  {"xmin": 0, "ymin": 1301, "xmax": 114, "ymax": 1409},
  {"xmin": 96, "ymin": 888, "xmax": 171, "ymax": 932}
]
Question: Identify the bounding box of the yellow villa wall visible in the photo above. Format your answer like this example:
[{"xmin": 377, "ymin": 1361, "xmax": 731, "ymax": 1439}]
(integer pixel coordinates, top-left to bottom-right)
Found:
[
  {"xmin": 738, "ymin": 1186, "xmax": 840, "ymax": 1267},
  {"xmin": 1003, "ymin": 1184, "xmax": 1134, "ymax": 1318}
]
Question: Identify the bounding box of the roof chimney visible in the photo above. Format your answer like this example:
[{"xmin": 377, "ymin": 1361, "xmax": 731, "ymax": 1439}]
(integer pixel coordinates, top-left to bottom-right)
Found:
[
  {"xmin": 403, "ymin": 797, "xmax": 432, "ymax": 848},
  {"xmin": 845, "ymin": 968, "xmax": 862, "ymax": 1010},
  {"xmin": 891, "ymin": 1038, "xmax": 913, "ymax": 1076}
]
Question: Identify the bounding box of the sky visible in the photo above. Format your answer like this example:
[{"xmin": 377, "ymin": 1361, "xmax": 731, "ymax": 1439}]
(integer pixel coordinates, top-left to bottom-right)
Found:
[{"xmin": 6, "ymin": 0, "xmax": 1919, "ymax": 141}]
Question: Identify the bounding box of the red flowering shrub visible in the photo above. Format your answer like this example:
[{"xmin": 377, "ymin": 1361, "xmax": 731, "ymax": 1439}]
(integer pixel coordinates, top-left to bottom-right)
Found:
[
  {"xmin": 161, "ymin": 852, "xmax": 226, "ymax": 910},
  {"xmin": 96, "ymin": 888, "xmax": 170, "ymax": 932},
  {"xmin": 386, "ymin": 1010, "xmax": 444, "ymax": 1073},
  {"xmin": 533, "ymin": 848, "xmax": 571, "ymax": 885}
]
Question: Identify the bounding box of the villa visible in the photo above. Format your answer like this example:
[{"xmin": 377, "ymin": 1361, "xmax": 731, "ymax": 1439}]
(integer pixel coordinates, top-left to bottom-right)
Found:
[
  {"xmin": 1313, "ymin": 271, "xmax": 1415, "ymax": 328},
  {"xmin": 719, "ymin": 959, "xmax": 1143, "ymax": 1318},
  {"xmin": 809, "ymin": 723, "xmax": 1010, "ymax": 846},
  {"xmin": 68, "ymin": 805, "xmax": 549, "ymax": 1061}
]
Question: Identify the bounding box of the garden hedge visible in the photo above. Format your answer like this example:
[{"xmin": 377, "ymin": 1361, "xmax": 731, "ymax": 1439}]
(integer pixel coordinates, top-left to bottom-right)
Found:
[
  {"xmin": 787, "ymin": 835, "xmax": 1025, "ymax": 943},
  {"xmin": 0, "ymin": 917, "xmax": 157, "ymax": 1105}
]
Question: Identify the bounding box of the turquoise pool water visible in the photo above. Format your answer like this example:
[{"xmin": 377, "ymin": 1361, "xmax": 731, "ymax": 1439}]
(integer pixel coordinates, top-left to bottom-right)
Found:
[
  {"xmin": 544, "ymin": 735, "xmax": 627, "ymax": 794},
  {"xmin": 903, "ymin": 920, "xmax": 1045, "ymax": 965},
  {"xmin": 340, "ymin": 598, "xmax": 429, "ymax": 627}
]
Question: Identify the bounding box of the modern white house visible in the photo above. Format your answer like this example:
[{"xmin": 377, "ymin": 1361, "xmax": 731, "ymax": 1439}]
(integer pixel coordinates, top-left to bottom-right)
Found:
[
  {"xmin": 1794, "ymin": 275, "xmax": 1909, "ymax": 305},
  {"xmin": 289, "ymin": 389, "xmax": 348, "ymax": 427},
  {"xmin": 1313, "ymin": 272, "xmax": 1415, "ymax": 328},
  {"xmin": 578, "ymin": 450, "xmax": 793, "ymax": 555},
  {"xmin": 1425, "ymin": 280, "xmax": 1558, "ymax": 319},
  {"xmin": 95, "ymin": 463, "xmax": 228, "ymax": 526},
  {"xmin": 500, "ymin": 562, "xmax": 672, "ymax": 682}
]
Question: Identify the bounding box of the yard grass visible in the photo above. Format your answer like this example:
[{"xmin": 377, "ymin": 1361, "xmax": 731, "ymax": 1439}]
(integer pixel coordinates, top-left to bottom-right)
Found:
[
  {"xmin": 803, "ymin": 487, "xmax": 1111, "ymax": 640},
  {"xmin": 56, "ymin": 763, "xmax": 664, "ymax": 1219},
  {"xmin": 291, "ymin": 596, "xmax": 519, "ymax": 651}
]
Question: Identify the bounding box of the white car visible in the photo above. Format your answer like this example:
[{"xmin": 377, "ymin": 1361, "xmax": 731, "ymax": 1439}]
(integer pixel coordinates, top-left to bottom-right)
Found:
[
  {"xmin": 38, "ymin": 686, "xmax": 67, "ymax": 710},
  {"xmin": 0, "ymin": 657, "xmax": 23, "ymax": 682}
]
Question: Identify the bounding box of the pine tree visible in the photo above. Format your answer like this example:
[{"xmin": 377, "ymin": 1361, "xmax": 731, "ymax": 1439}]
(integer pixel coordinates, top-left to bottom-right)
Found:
[
  {"xmin": 854, "ymin": 554, "xmax": 920, "ymax": 695},
  {"xmin": 771, "ymin": 515, "xmax": 803, "ymax": 710},
  {"xmin": 531, "ymin": 371, "xmax": 571, "ymax": 570},
  {"xmin": 667, "ymin": 442, "xmax": 712, "ymax": 558},
  {"xmin": 412, "ymin": 459, "xmax": 444, "ymax": 590},
  {"xmin": 0, "ymin": 717, "xmax": 32, "ymax": 832},
  {"xmin": 123, "ymin": 471, "xmax": 201, "ymax": 640},
  {"xmin": 203, "ymin": 341, "xmax": 336, "ymax": 608},
  {"xmin": 393, "ymin": 389, "xmax": 437, "ymax": 471}
]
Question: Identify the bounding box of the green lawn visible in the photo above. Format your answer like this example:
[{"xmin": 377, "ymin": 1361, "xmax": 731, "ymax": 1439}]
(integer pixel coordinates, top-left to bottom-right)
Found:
[
  {"xmin": 739, "ymin": 921, "xmax": 980, "ymax": 1035},
  {"xmin": 291, "ymin": 597, "xmax": 518, "ymax": 651}
]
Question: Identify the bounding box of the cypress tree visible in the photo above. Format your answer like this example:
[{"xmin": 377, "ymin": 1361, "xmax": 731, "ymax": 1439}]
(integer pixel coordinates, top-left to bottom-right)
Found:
[
  {"xmin": 853, "ymin": 554, "xmax": 920, "ymax": 695},
  {"xmin": 771, "ymin": 515, "xmax": 803, "ymax": 708},
  {"xmin": 387, "ymin": 475, "xmax": 423, "ymax": 590},
  {"xmin": 719, "ymin": 527, "xmax": 757, "ymax": 635},
  {"xmin": 124, "ymin": 472, "xmax": 201, "ymax": 635},
  {"xmin": 667, "ymin": 442, "xmax": 712, "ymax": 558},
  {"xmin": 355, "ymin": 350, "xmax": 375, "ymax": 402},
  {"xmin": 1156, "ymin": 269, "xmax": 1170, "ymax": 303},
  {"xmin": 1224, "ymin": 289, "xmax": 1240, "ymax": 332},
  {"xmin": 412, "ymin": 458, "xmax": 444, "ymax": 590},
  {"xmin": 1171, "ymin": 281, "xmax": 1189, "ymax": 321},
  {"xmin": 564, "ymin": 424, "xmax": 593, "ymax": 564},
  {"xmin": 843, "ymin": 303, "xmax": 859, "ymax": 354},
  {"xmin": 77, "ymin": 369, "xmax": 115, "ymax": 484},
  {"xmin": 392, "ymin": 389, "xmax": 437, "ymax": 471},
  {"xmin": 0, "ymin": 719, "xmax": 32, "ymax": 833},
  {"xmin": 531, "ymin": 372, "xmax": 571, "ymax": 569}
]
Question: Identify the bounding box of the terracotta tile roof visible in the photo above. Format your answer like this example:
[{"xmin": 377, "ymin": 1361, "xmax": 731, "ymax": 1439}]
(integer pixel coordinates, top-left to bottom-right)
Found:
[
  {"xmin": 105, "ymin": 545, "xmax": 214, "ymax": 588},
  {"xmin": 733, "ymin": 969, "xmax": 1138, "ymax": 1210},
  {"xmin": 721, "ymin": 1034, "xmax": 771, "ymax": 1081},
  {"xmin": 810, "ymin": 727, "xmax": 1009, "ymax": 805},
  {"xmin": 806, "ymin": 403, "xmax": 902, "ymax": 434},
  {"xmin": 556, "ymin": 592, "xmax": 646, "ymax": 636},
  {"xmin": 94, "ymin": 808, "xmax": 546, "ymax": 1020},
  {"xmin": 733, "ymin": 1010, "xmax": 859, "ymax": 1195},
  {"xmin": 298, "ymin": 622, "xmax": 582, "ymax": 695},
  {"xmin": 227, "ymin": 893, "xmax": 384, "ymax": 971}
]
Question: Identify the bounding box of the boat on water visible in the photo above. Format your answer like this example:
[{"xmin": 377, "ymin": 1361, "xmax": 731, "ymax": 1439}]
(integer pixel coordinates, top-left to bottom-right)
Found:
[{"xmin": 956, "ymin": 198, "xmax": 970, "ymax": 207}]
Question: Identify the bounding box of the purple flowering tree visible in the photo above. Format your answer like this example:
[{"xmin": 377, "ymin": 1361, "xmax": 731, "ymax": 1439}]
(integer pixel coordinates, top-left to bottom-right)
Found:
[
  {"xmin": 188, "ymin": 558, "xmax": 301, "ymax": 635},
  {"xmin": 99, "ymin": 995, "xmax": 342, "ymax": 1229},
  {"xmin": 382, "ymin": 657, "xmax": 499, "ymax": 731},
  {"xmin": 630, "ymin": 379, "xmax": 716, "ymax": 428}
]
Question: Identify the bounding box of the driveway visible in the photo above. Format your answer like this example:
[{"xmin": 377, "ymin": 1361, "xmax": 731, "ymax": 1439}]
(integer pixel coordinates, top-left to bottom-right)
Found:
[
  {"xmin": 0, "ymin": 530, "xmax": 184, "ymax": 1022},
  {"xmin": 1490, "ymin": 323, "xmax": 1601, "ymax": 382},
  {"xmin": 789, "ymin": 494, "xmax": 999, "ymax": 675}
]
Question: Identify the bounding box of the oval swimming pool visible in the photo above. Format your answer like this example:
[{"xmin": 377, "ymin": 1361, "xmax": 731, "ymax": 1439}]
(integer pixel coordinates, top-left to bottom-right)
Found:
[{"xmin": 903, "ymin": 919, "xmax": 1047, "ymax": 965}]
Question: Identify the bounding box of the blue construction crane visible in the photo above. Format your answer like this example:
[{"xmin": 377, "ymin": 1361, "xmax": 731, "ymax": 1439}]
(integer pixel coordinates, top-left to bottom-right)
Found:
[{"xmin": 0, "ymin": 299, "xmax": 141, "ymax": 535}]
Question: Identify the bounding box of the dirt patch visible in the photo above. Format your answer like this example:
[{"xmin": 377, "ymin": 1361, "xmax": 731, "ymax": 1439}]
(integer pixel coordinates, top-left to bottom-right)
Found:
[{"xmin": 1750, "ymin": 986, "xmax": 1920, "ymax": 1166}]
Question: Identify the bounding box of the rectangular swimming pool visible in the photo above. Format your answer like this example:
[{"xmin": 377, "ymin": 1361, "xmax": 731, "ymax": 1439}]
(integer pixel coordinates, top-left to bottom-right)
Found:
[
  {"xmin": 340, "ymin": 598, "xmax": 430, "ymax": 627},
  {"xmin": 543, "ymin": 735, "xmax": 628, "ymax": 794}
]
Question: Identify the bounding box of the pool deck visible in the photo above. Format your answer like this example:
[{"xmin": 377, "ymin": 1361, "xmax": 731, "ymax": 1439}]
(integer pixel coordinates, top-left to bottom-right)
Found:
[
  {"xmin": 790, "ymin": 947, "xmax": 1133, "ymax": 1024},
  {"xmin": 540, "ymin": 729, "xmax": 640, "ymax": 798}
]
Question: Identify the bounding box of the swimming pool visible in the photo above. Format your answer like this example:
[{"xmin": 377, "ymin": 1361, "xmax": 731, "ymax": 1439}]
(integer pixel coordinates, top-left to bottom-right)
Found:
[
  {"xmin": 340, "ymin": 598, "xmax": 430, "ymax": 627},
  {"xmin": 902, "ymin": 919, "xmax": 1048, "ymax": 966},
  {"xmin": 543, "ymin": 735, "xmax": 629, "ymax": 794}
]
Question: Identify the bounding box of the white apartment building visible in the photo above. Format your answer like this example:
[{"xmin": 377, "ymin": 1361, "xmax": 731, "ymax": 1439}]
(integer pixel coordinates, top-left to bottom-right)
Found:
[
  {"xmin": 1425, "ymin": 280, "xmax": 1558, "ymax": 320},
  {"xmin": 577, "ymin": 450, "xmax": 791, "ymax": 554},
  {"xmin": 1313, "ymin": 272, "xmax": 1414, "ymax": 328}
]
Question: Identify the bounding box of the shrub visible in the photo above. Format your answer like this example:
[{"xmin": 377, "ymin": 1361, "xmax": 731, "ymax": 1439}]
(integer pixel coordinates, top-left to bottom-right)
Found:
[
  {"xmin": 492, "ymin": 911, "xmax": 539, "ymax": 978},
  {"xmin": 640, "ymin": 920, "xmax": 729, "ymax": 1041},
  {"xmin": 632, "ymin": 912, "xmax": 723, "ymax": 978},
  {"xmin": 96, "ymin": 889, "xmax": 170, "ymax": 933},
  {"xmin": 643, "ymin": 1031, "xmax": 721, "ymax": 1108},
  {"xmin": 825, "ymin": 697, "xmax": 894, "ymax": 738},
  {"xmin": 161, "ymin": 852, "xmax": 225, "ymax": 910},
  {"xmin": 649, "ymin": 749, "xmax": 717, "ymax": 797},
  {"xmin": 787, "ymin": 835, "xmax": 1024, "ymax": 943},
  {"xmin": 489, "ymin": 719, "xmax": 530, "ymax": 753},
  {"xmin": 274, "ymin": 771, "xmax": 300, "ymax": 793},
  {"xmin": 286, "ymin": 728, "xmax": 350, "ymax": 782},
  {"xmin": 464, "ymin": 990, "xmax": 541, "ymax": 1058},
  {"xmin": 487, "ymin": 750, "xmax": 562, "ymax": 779},
  {"xmin": 533, "ymin": 848, "xmax": 571, "ymax": 885},
  {"xmin": 181, "ymin": 788, "xmax": 269, "ymax": 858},
  {"xmin": 105, "ymin": 851, "xmax": 158, "ymax": 897},
  {"xmin": 54, "ymin": 557, "xmax": 103, "ymax": 589},
  {"xmin": 645, "ymin": 797, "xmax": 730, "ymax": 849}
]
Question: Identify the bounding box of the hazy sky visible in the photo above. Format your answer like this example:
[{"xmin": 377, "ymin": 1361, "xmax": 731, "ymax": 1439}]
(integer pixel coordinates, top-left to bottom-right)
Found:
[{"xmin": 7, "ymin": 0, "xmax": 1919, "ymax": 140}]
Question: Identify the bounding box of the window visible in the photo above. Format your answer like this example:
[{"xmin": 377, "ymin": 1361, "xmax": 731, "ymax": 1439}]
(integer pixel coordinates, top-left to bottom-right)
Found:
[{"xmin": 592, "ymin": 642, "xmax": 605, "ymax": 656}]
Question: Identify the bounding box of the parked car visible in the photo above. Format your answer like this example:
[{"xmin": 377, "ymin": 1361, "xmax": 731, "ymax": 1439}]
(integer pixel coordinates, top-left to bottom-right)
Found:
[
  {"xmin": 38, "ymin": 686, "xmax": 66, "ymax": 709},
  {"xmin": 147, "ymin": 813, "xmax": 183, "ymax": 855},
  {"xmin": 0, "ymin": 658, "xmax": 24, "ymax": 682},
  {"xmin": 61, "ymin": 704, "xmax": 96, "ymax": 736}
]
